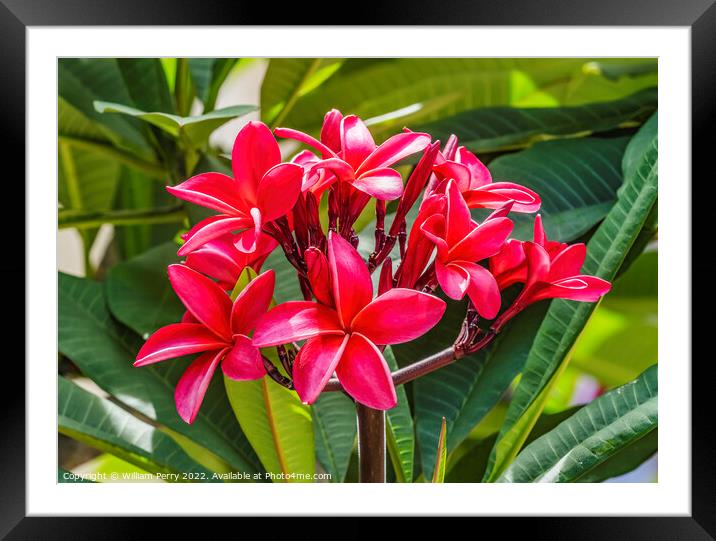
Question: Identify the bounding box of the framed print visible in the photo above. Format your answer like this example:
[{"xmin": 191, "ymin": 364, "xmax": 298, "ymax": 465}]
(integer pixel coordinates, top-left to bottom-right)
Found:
[{"xmin": 4, "ymin": 0, "xmax": 710, "ymax": 536}]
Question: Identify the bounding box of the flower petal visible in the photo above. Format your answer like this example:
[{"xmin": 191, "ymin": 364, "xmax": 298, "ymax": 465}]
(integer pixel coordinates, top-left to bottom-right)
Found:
[
  {"xmin": 168, "ymin": 264, "xmax": 233, "ymax": 340},
  {"xmin": 252, "ymin": 301, "xmax": 343, "ymax": 347},
  {"xmin": 532, "ymin": 275, "xmax": 612, "ymax": 303},
  {"xmin": 135, "ymin": 323, "xmax": 228, "ymax": 366},
  {"xmin": 489, "ymin": 239, "xmax": 527, "ymax": 289},
  {"xmin": 455, "ymin": 146, "xmax": 492, "ymax": 187},
  {"xmin": 293, "ymin": 334, "xmax": 349, "ymax": 404},
  {"xmin": 234, "ymin": 207, "xmax": 262, "ymax": 254},
  {"xmin": 445, "ymin": 179, "xmax": 473, "ymax": 246},
  {"xmin": 175, "ymin": 348, "xmax": 226, "ymax": 424},
  {"xmin": 460, "ymin": 261, "xmax": 502, "ymax": 319},
  {"xmin": 231, "ymin": 270, "xmax": 275, "ymax": 335},
  {"xmin": 352, "ymin": 168, "xmax": 404, "ymax": 200},
  {"xmin": 420, "ymin": 214, "xmax": 448, "ymax": 260},
  {"xmin": 232, "ymin": 121, "xmax": 280, "ymax": 202},
  {"xmin": 448, "ymin": 216, "xmax": 513, "ymax": 262},
  {"xmin": 305, "ymin": 247, "xmax": 333, "ymax": 306},
  {"xmin": 221, "ymin": 335, "xmax": 264, "ymax": 380},
  {"xmin": 178, "ymin": 215, "xmax": 251, "ymax": 256},
  {"xmin": 434, "ymin": 161, "xmax": 472, "ymax": 192},
  {"xmin": 166, "ymin": 173, "xmax": 247, "ymax": 215},
  {"xmin": 436, "ymin": 260, "xmax": 470, "ymax": 300},
  {"xmin": 184, "ymin": 237, "xmax": 246, "ymax": 289},
  {"xmin": 477, "ymin": 182, "xmax": 541, "ymax": 213},
  {"xmin": 275, "ymin": 127, "xmax": 336, "ymax": 159},
  {"xmin": 357, "ymin": 131, "xmax": 431, "ymax": 175},
  {"xmin": 340, "ymin": 115, "xmax": 376, "ymax": 168},
  {"xmin": 257, "ymin": 163, "xmax": 303, "ymax": 222},
  {"xmin": 335, "ymin": 333, "xmax": 397, "ymax": 410},
  {"xmin": 549, "ymin": 243, "xmax": 586, "ymax": 280},
  {"xmin": 351, "ymin": 288, "xmax": 446, "ymax": 345},
  {"xmin": 309, "ymin": 158, "xmax": 355, "ymax": 182},
  {"xmin": 523, "ymin": 241, "xmax": 552, "ymax": 288},
  {"xmin": 327, "ymin": 233, "xmax": 373, "ymax": 327},
  {"xmin": 320, "ymin": 109, "xmax": 343, "ymax": 153}
]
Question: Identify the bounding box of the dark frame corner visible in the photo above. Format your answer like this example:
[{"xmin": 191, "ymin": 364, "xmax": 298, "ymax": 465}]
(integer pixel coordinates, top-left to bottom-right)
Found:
[{"xmin": 5, "ymin": 0, "xmax": 711, "ymax": 537}]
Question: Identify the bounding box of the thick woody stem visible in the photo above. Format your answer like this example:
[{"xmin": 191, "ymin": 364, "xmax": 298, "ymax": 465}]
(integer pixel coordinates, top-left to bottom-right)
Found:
[{"xmin": 356, "ymin": 403, "xmax": 386, "ymax": 483}]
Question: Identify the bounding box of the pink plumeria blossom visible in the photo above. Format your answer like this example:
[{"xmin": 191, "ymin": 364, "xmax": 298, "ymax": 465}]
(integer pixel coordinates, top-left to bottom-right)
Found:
[
  {"xmin": 183, "ymin": 232, "xmax": 277, "ymax": 291},
  {"xmin": 167, "ymin": 121, "xmax": 303, "ymax": 256},
  {"xmin": 490, "ymin": 215, "xmax": 611, "ymax": 332},
  {"xmin": 420, "ymin": 180, "xmax": 513, "ymax": 319},
  {"xmin": 276, "ymin": 109, "xmax": 430, "ymax": 201},
  {"xmin": 429, "ymin": 141, "xmax": 541, "ymax": 213},
  {"xmin": 252, "ymin": 233, "xmax": 446, "ymax": 410},
  {"xmin": 135, "ymin": 265, "xmax": 275, "ymax": 423}
]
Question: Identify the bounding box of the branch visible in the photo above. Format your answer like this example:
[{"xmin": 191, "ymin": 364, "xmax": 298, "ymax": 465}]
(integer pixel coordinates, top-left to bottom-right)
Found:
[{"xmin": 323, "ymin": 346, "xmax": 457, "ymax": 392}]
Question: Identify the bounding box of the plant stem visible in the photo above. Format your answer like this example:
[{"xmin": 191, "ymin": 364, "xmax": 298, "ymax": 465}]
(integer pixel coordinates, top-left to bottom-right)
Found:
[
  {"xmin": 323, "ymin": 347, "xmax": 456, "ymax": 393},
  {"xmin": 59, "ymin": 206, "xmax": 187, "ymax": 230},
  {"xmin": 356, "ymin": 403, "xmax": 386, "ymax": 483}
]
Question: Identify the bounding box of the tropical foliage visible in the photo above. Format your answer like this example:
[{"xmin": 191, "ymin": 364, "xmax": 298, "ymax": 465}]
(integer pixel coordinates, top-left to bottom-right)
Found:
[{"xmin": 58, "ymin": 58, "xmax": 657, "ymax": 484}]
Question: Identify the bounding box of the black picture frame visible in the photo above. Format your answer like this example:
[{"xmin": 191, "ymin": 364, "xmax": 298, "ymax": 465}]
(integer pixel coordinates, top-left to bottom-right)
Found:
[{"xmin": 4, "ymin": 0, "xmax": 708, "ymax": 536}]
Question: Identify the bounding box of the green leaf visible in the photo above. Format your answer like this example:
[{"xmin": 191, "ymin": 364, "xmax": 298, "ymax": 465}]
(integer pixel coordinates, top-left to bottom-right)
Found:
[
  {"xmin": 59, "ymin": 376, "xmax": 214, "ymax": 480},
  {"xmin": 94, "ymin": 101, "xmax": 256, "ymax": 148},
  {"xmin": 482, "ymin": 113, "xmax": 658, "ymax": 482},
  {"xmin": 58, "ymin": 59, "xmax": 152, "ymax": 157},
  {"xmin": 431, "ymin": 418, "xmax": 447, "ymax": 483},
  {"xmin": 384, "ymin": 347, "xmax": 414, "ymax": 483},
  {"xmin": 577, "ymin": 429, "xmax": 657, "ymax": 483},
  {"xmin": 58, "ymin": 272, "xmax": 261, "ymax": 475},
  {"xmin": 445, "ymin": 406, "xmax": 579, "ymax": 482},
  {"xmin": 281, "ymin": 58, "xmax": 592, "ymax": 139},
  {"xmin": 188, "ymin": 59, "xmax": 238, "ymax": 112},
  {"xmin": 415, "ymin": 88, "xmax": 656, "ymax": 154},
  {"xmin": 414, "ymin": 301, "xmax": 548, "ymax": 481},
  {"xmin": 105, "ymin": 242, "xmax": 185, "ymax": 337},
  {"xmin": 117, "ymin": 58, "xmax": 175, "ymax": 114},
  {"xmin": 225, "ymin": 375, "xmax": 315, "ymax": 482},
  {"xmin": 311, "ymin": 392, "xmax": 356, "ymax": 483},
  {"xmin": 497, "ymin": 365, "xmax": 657, "ymax": 482},
  {"xmin": 487, "ymin": 136, "xmax": 630, "ymax": 242},
  {"xmin": 261, "ymin": 58, "xmax": 341, "ymax": 126},
  {"xmin": 112, "ymin": 168, "xmax": 181, "ymax": 260}
]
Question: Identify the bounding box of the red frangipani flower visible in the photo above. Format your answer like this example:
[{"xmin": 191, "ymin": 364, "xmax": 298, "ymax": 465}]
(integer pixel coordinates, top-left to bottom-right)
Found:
[
  {"xmin": 135, "ymin": 265, "xmax": 275, "ymax": 423},
  {"xmin": 276, "ymin": 109, "xmax": 430, "ymax": 200},
  {"xmin": 252, "ymin": 233, "xmax": 446, "ymax": 410},
  {"xmin": 167, "ymin": 121, "xmax": 303, "ymax": 256},
  {"xmin": 183, "ymin": 232, "xmax": 278, "ymax": 290},
  {"xmin": 430, "ymin": 141, "xmax": 541, "ymax": 213},
  {"xmin": 420, "ymin": 180, "xmax": 514, "ymax": 319},
  {"xmin": 490, "ymin": 216, "xmax": 611, "ymax": 331}
]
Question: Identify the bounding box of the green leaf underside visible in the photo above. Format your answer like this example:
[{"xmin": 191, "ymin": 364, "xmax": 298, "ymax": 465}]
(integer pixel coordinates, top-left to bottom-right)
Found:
[
  {"xmin": 498, "ymin": 365, "xmax": 657, "ymax": 482},
  {"xmin": 94, "ymin": 101, "xmax": 256, "ymax": 146},
  {"xmin": 59, "ymin": 376, "xmax": 214, "ymax": 480},
  {"xmin": 312, "ymin": 392, "xmax": 356, "ymax": 483},
  {"xmin": 416, "ymin": 88, "xmax": 656, "ymax": 153},
  {"xmin": 105, "ymin": 241, "xmax": 185, "ymax": 337},
  {"xmin": 58, "ymin": 273, "xmax": 262, "ymax": 475},
  {"xmin": 483, "ymin": 113, "xmax": 657, "ymax": 482},
  {"xmin": 384, "ymin": 347, "xmax": 415, "ymax": 483},
  {"xmin": 225, "ymin": 375, "xmax": 315, "ymax": 482}
]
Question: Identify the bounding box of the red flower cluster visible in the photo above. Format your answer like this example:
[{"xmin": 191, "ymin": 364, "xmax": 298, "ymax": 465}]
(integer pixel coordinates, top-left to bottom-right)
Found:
[{"xmin": 135, "ymin": 112, "xmax": 611, "ymax": 423}]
